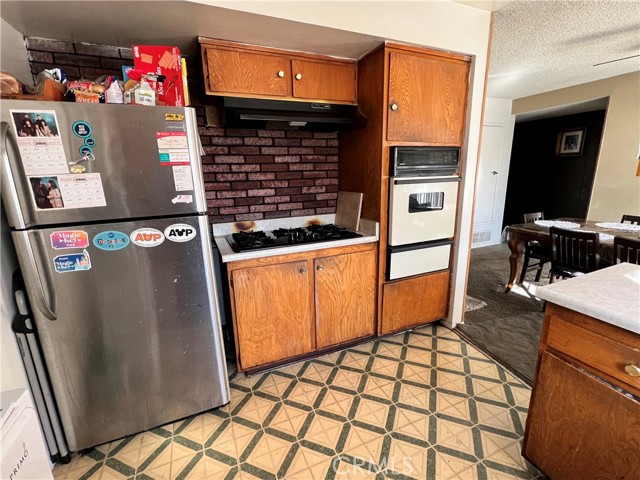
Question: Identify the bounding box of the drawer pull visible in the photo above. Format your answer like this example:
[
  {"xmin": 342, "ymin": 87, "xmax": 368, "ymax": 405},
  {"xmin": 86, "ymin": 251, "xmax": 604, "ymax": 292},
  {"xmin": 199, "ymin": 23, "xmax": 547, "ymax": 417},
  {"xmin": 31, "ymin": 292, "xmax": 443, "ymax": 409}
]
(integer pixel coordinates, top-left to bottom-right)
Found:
[{"xmin": 624, "ymin": 364, "xmax": 640, "ymax": 377}]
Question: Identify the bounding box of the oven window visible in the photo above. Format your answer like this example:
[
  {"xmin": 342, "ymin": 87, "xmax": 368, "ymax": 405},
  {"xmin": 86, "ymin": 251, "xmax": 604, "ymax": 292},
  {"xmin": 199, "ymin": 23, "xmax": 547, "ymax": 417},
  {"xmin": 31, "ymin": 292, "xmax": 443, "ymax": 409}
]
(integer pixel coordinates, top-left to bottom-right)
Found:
[{"xmin": 408, "ymin": 192, "xmax": 444, "ymax": 212}]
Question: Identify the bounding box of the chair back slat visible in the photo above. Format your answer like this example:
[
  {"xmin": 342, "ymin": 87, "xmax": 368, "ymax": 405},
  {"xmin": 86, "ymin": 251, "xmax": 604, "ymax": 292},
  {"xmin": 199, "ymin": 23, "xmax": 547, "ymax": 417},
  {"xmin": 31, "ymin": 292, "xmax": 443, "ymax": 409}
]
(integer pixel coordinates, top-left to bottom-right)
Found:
[
  {"xmin": 621, "ymin": 214, "xmax": 640, "ymax": 225},
  {"xmin": 523, "ymin": 212, "xmax": 544, "ymax": 223},
  {"xmin": 550, "ymin": 227, "xmax": 600, "ymax": 276},
  {"xmin": 613, "ymin": 236, "xmax": 640, "ymax": 265}
]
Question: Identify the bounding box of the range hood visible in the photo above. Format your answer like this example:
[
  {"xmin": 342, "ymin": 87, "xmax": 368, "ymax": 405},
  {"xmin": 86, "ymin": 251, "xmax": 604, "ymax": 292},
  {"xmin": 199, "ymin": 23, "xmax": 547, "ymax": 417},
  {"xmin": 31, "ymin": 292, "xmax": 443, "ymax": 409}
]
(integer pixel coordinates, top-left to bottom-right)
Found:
[{"xmin": 221, "ymin": 97, "xmax": 358, "ymax": 131}]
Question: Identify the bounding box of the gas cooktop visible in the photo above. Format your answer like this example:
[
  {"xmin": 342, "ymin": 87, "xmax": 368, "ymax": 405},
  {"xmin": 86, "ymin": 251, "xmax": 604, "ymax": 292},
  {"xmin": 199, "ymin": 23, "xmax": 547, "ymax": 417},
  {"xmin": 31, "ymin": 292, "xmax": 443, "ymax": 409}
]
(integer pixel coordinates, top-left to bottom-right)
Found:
[{"xmin": 226, "ymin": 224, "xmax": 362, "ymax": 253}]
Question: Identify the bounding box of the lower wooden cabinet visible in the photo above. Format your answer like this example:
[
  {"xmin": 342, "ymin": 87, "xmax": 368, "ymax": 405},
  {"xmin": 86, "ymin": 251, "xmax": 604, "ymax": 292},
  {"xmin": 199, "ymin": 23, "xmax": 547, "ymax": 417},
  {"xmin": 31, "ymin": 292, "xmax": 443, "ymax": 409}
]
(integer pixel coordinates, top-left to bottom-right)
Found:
[
  {"xmin": 315, "ymin": 249, "xmax": 376, "ymax": 349},
  {"xmin": 380, "ymin": 270, "xmax": 450, "ymax": 335},
  {"xmin": 232, "ymin": 260, "xmax": 314, "ymax": 369},
  {"xmin": 523, "ymin": 303, "xmax": 640, "ymax": 479},
  {"xmin": 228, "ymin": 243, "xmax": 377, "ymax": 371},
  {"xmin": 525, "ymin": 352, "xmax": 640, "ymax": 479}
]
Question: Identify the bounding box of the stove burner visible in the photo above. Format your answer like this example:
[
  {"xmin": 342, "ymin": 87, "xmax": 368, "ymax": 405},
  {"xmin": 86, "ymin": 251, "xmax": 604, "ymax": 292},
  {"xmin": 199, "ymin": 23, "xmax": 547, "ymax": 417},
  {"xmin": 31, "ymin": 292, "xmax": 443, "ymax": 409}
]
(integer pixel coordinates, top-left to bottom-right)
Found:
[{"xmin": 226, "ymin": 224, "xmax": 362, "ymax": 253}]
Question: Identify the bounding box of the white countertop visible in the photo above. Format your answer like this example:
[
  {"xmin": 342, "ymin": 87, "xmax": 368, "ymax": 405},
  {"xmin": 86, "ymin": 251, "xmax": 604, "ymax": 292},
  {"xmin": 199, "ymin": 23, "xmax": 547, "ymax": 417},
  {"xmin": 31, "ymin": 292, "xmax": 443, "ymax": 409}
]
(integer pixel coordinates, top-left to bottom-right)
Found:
[
  {"xmin": 212, "ymin": 216, "xmax": 379, "ymax": 263},
  {"xmin": 536, "ymin": 263, "xmax": 640, "ymax": 334}
]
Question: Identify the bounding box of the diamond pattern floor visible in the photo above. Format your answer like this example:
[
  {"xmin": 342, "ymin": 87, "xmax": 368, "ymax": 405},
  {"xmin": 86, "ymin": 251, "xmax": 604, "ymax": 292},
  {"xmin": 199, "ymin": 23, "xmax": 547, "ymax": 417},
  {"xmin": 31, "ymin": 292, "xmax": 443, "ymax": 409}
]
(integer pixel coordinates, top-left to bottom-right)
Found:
[{"xmin": 54, "ymin": 324, "xmax": 543, "ymax": 479}]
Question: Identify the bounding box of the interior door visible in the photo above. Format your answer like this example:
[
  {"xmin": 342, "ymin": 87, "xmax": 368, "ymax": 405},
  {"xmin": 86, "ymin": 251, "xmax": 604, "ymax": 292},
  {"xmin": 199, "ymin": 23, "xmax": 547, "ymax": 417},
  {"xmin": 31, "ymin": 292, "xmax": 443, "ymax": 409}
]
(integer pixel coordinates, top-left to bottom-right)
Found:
[
  {"xmin": 232, "ymin": 260, "xmax": 315, "ymax": 369},
  {"xmin": 387, "ymin": 52, "xmax": 469, "ymax": 144},
  {"xmin": 315, "ymin": 250, "xmax": 376, "ymax": 349}
]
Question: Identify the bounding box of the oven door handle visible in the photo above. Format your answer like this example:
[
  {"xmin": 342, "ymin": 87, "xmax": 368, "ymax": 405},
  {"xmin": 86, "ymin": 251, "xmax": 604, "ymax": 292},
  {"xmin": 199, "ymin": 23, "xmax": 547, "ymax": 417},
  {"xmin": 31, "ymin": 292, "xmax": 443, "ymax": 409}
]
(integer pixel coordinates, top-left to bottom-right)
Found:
[{"xmin": 393, "ymin": 177, "xmax": 461, "ymax": 185}]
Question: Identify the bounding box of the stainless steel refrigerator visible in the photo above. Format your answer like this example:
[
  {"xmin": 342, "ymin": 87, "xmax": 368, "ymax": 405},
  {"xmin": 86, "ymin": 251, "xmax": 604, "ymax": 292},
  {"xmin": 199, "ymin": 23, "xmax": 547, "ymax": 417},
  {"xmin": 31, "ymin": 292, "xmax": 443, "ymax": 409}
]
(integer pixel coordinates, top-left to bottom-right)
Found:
[{"xmin": 1, "ymin": 101, "xmax": 229, "ymax": 451}]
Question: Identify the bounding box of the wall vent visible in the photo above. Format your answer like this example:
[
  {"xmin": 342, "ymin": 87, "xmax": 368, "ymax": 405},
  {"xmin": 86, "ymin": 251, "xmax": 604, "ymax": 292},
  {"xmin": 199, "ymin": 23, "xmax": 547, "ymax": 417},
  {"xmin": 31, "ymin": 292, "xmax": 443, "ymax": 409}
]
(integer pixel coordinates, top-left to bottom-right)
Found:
[{"xmin": 472, "ymin": 230, "xmax": 491, "ymax": 245}]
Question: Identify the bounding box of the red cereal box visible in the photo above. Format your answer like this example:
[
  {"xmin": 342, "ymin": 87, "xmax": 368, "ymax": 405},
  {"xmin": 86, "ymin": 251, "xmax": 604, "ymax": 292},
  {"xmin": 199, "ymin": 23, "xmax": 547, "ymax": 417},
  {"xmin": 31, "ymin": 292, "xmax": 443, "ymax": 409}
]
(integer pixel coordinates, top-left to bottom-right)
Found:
[{"xmin": 132, "ymin": 45, "xmax": 185, "ymax": 107}]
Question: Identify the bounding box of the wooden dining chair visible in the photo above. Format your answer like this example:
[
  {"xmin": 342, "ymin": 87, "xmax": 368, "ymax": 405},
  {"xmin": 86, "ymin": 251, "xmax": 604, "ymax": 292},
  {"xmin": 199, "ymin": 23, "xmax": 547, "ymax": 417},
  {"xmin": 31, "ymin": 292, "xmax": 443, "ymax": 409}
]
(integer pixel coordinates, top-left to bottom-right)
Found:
[
  {"xmin": 613, "ymin": 236, "xmax": 640, "ymax": 264},
  {"xmin": 621, "ymin": 214, "xmax": 640, "ymax": 225},
  {"xmin": 519, "ymin": 212, "xmax": 552, "ymax": 283},
  {"xmin": 549, "ymin": 227, "xmax": 600, "ymax": 281}
]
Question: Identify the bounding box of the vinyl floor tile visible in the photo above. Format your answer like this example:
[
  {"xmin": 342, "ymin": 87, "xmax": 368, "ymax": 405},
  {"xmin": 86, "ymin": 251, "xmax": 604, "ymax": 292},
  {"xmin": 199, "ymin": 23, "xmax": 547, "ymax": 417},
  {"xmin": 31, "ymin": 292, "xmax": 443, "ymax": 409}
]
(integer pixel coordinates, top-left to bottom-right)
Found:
[{"xmin": 54, "ymin": 324, "xmax": 541, "ymax": 480}]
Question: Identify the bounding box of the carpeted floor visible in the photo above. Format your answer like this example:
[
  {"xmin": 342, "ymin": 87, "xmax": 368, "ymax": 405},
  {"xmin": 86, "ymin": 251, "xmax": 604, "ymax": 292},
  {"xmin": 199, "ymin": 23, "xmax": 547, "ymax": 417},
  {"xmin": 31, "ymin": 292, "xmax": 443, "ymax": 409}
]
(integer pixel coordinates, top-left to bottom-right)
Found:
[{"xmin": 457, "ymin": 243, "xmax": 549, "ymax": 385}]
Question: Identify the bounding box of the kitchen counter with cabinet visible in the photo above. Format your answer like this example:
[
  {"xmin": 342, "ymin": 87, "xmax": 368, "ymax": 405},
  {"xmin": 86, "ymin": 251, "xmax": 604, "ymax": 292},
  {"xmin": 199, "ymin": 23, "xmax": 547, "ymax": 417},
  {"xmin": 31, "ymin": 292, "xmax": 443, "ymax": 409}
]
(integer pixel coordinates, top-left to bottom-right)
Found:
[
  {"xmin": 523, "ymin": 263, "xmax": 640, "ymax": 479},
  {"xmin": 212, "ymin": 215, "xmax": 379, "ymax": 373},
  {"xmin": 212, "ymin": 214, "xmax": 378, "ymax": 262}
]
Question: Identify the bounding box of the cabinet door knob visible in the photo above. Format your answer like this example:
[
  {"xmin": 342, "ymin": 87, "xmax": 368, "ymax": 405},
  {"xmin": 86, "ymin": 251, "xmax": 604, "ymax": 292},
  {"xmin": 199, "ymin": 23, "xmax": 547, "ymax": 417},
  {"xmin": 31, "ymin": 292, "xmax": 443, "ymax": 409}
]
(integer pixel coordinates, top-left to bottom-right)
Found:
[
  {"xmin": 491, "ymin": 170, "xmax": 498, "ymax": 175},
  {"xmin": 277, "ymin": 70, "xmax": 285, "ymax": 78},
  {"xmin": 295, "ymin": 73, "xmax": 302, "ymax": 80},
  {"xmin": 316, "ymin": 265, "xmax": 324, "ymax": 271},
  {"xmin": 625, "ymin": 364, "xmax": 640, "ymax": 377},
  {"xmin": 390, "ymin": 103, "xmax": 398, "ymax": 111},
  {"xmin": 299, "ymin": 268, "xmax": 306, "ymax": 274}
]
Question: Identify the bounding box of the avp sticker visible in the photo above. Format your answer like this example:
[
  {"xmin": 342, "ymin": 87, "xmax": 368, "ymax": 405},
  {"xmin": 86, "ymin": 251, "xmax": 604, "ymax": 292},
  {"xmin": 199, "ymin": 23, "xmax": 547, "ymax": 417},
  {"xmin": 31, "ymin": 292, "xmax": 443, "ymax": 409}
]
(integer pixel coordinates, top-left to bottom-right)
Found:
[
  {"xmin": 164, "ymin": 224, "xmax": 197, "ymax": 243},
  {"xmin": 53, "ymin": 250, "xmax": 91, "ymax": 273},
  {"xmin": 130, "ymin": 228, "xmax": 164, "ymax": 247},
  {"xmin": 51, "ymin": 231, "xmax": 89, "ymax": 249},
  {"xmin": 93, "ymin": 231, "xmax": 130, "ymax": 251}
]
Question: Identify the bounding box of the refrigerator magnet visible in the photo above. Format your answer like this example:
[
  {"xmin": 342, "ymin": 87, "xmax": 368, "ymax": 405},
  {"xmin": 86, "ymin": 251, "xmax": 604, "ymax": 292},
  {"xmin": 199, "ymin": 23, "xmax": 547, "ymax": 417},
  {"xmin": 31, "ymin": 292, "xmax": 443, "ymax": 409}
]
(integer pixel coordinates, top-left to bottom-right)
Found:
[
  {"xmin": 164, "ymin": 224, "xmax": 197, "ymax": 243},
  {"xmin": 50, "ymin": 231, "xmax": 89, "ymax": 249},
  {"xmin": 93, "ymin": 231, "xmax": 130, "ymax": 251},
  {"xmin": 157, "ymin": 132, "xmax": 190, "ymax": 166},
  {"xmin": 10, "ymin": 109, "xmax": 69, "ymax": 175},
  {"xmin": 53, "ymin": 250, "xmax": 91, "ymax": 273},
  {"xmin": 84, "ymin": 137, "xmax": 96, "ymax": 147},
  {"xmin": 130, "ymin": 228, "xmax": 165, "ymax": 247},
  {"xmin": 72, "ymin": 121, "xmax": 92, "ymax": 138}
]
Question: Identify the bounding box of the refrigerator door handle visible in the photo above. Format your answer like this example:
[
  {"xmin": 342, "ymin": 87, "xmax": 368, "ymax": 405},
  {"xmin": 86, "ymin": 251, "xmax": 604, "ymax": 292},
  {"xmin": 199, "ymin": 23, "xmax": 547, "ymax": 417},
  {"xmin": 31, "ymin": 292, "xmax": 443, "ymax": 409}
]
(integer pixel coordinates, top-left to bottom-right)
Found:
[
  {"xmin": 1, "ymin": 122, "xmax": 34, "ymax": 229},
  {"xmin": 14, "ymin": 231, "xmax": 57, "ymax": 320}
]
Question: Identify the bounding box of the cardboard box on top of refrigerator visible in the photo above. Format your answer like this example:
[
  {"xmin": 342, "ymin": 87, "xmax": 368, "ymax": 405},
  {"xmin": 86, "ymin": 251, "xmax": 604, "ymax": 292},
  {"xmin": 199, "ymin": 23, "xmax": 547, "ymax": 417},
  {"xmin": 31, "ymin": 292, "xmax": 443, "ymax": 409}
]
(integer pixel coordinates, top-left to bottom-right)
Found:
[{"xmin": 132, "ymin": 45, "xmax": 185, "ymax": 107}]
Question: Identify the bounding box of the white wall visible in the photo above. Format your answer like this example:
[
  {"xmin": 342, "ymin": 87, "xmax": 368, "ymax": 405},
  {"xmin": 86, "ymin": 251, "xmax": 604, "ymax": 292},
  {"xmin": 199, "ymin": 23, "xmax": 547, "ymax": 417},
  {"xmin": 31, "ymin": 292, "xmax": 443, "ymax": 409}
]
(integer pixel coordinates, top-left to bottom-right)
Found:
[
  {"xmin": 203, "ymin": 0, "xmax": 493, "ymax": 327},
  {"xmin": 512, "ymin": 72, "xmax": 640, "ymax": 221},
  {"xmin": 0, "ymin": 18, "xmax": 32, "ymax": 84}
]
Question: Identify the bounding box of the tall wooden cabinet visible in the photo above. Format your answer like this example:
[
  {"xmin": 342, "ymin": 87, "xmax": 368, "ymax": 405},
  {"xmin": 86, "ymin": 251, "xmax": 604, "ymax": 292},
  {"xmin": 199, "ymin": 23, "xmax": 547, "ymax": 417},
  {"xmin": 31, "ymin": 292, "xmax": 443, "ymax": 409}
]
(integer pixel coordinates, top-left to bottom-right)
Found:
[
  {"xmin": 339, "ymin": 43, "xmax": 470, "ymax": 335},
  {"xmin": 387, "ymin": 52, "xmax": 469, "ymax": 144},
  {"xmin": 228, "ymin": 243, "xmax": 377, "ymax": 371}
]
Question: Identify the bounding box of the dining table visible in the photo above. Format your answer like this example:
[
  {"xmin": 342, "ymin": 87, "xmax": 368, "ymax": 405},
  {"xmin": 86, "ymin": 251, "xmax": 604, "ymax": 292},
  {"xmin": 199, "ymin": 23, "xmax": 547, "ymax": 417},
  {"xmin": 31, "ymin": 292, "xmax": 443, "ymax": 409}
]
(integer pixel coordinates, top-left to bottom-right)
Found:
[{"xmin": 504, "ymin": 218, "xmax": 640, "ymax": 292}]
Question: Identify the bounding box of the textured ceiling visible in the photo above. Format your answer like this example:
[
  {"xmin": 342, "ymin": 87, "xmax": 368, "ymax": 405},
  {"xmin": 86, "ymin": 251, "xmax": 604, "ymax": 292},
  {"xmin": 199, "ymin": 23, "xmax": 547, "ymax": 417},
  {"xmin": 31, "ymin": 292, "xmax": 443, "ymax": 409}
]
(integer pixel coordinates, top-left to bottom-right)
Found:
[{"xmin": 488, "ymin": 0, "xmax": 640, "ymax": 99}]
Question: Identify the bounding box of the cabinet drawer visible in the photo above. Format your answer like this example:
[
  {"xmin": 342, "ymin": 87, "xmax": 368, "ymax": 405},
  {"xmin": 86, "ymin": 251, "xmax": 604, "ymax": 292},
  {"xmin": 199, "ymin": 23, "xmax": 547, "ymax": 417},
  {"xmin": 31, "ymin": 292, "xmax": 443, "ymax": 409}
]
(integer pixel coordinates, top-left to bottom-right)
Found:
[{"xmin": 546, "ymin": 313, "xmax": 640, "ymax": 394}]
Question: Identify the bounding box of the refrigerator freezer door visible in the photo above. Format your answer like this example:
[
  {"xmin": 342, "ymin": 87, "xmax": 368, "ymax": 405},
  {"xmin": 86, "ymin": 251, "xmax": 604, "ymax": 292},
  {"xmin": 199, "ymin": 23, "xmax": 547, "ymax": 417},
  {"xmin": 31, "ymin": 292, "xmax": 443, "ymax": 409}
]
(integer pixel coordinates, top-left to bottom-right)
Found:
[
  {"xmin": 12, "ymin": 215, "xmax": 229, "ymax": 450},
  {"xmin": 1, "ymin": 101, "xmax": 205, "ymax": 229}
]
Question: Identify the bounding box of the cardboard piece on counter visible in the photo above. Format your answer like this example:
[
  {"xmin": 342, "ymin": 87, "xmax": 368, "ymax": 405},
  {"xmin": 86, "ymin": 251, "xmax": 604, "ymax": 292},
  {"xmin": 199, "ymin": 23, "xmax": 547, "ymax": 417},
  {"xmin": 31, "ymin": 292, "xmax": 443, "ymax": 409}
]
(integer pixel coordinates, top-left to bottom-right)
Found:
[{"xmin": 335, "ymin": 191, "xmax": 363, "ymax": 231}]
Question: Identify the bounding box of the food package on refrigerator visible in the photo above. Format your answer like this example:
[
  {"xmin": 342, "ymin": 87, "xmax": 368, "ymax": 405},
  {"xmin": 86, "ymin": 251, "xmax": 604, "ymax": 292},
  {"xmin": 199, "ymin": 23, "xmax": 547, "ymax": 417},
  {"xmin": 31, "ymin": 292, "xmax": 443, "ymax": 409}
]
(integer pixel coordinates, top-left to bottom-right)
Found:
[{"xmin": 132, "ymin": 45, "xmax": 184, "ymax": 107}]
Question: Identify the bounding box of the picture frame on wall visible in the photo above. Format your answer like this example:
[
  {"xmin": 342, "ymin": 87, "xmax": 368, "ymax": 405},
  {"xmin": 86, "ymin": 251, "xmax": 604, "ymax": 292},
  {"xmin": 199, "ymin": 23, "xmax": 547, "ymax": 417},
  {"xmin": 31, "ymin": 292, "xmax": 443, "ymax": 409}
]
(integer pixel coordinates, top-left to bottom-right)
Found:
[{"xmin": 556, "ymin": 127, "xmax": 586, "ymax": 156}]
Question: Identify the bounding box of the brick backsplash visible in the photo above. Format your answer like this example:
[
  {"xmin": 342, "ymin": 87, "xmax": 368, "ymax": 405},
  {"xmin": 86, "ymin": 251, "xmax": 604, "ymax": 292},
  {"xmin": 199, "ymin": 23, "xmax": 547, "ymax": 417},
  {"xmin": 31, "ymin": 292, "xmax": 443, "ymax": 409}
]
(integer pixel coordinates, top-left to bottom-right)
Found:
[{"xmin": 24, "ymin": 37, "xmax": 339, "ymax": 223}]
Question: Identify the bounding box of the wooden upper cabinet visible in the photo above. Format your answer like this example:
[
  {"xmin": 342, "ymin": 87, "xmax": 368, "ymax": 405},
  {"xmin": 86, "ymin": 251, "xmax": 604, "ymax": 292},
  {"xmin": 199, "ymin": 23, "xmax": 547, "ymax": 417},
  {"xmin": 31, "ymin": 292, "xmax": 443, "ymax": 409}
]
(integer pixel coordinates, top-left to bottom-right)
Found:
[
  {"xmin": 387, "ymin": 51, "xmax": 469, "ymax": 145},
  {"xmin": 232, "ymin": 260, "xmax": 314, "ymax": 370},
  {"xmin": 200, "ymin": 39, "xmax": 357, "ymax": 104},
  {"xmin": 315, "ymin": 250, "xmax": 376, "ymax": 349},
  {"xmin": 205, "ymin": 47, "xmax": 290, "ymax": 97},
  {"xmin": 291, "ymin": 60, "xmax": 357, "ymax": 104}
]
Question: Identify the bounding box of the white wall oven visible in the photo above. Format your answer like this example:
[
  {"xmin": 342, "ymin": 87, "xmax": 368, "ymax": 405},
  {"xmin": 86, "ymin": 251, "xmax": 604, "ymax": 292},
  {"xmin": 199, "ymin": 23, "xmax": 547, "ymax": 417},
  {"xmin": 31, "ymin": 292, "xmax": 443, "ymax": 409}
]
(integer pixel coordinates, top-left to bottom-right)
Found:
[{"xmin": 387, "ymin": 147, "xmax": 461, "ymax": 280}]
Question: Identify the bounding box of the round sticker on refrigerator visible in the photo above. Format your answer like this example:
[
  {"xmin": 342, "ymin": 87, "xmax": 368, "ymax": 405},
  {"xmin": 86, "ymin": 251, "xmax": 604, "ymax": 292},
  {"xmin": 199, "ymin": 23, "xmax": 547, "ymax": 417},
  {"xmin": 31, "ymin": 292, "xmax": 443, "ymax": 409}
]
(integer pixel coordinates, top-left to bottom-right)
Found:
[
  {"xmin": 93, "ymin": 231, "xmax": 130, "ymax": 251},
  {"xmin": 72, "ymin": 121, "xmax": 92, "ymax": 138},
  {"xmin": 164, "ymin": 224, "xmax": 197, "ymax": 243},
  {"xmin": 130, "ymin": 228, "xmax": 164, "ymax": 247}
]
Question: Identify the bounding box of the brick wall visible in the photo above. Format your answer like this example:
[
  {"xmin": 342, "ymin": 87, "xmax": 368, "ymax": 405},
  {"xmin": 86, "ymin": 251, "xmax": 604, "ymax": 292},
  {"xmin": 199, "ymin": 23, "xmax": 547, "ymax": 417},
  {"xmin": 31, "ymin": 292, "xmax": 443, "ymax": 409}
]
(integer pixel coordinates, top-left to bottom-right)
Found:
[{"xmin": 25, "ymin": 37, "xmax": 339, "ymax": 223}]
